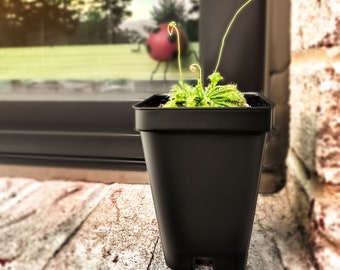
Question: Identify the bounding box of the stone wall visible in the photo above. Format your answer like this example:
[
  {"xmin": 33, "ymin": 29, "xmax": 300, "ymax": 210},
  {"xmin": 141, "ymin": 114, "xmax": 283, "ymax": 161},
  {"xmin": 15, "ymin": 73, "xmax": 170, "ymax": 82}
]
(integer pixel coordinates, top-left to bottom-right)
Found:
[{"xmin": 288, "ymin": 0, "xmax": 340, "ymax": 269}]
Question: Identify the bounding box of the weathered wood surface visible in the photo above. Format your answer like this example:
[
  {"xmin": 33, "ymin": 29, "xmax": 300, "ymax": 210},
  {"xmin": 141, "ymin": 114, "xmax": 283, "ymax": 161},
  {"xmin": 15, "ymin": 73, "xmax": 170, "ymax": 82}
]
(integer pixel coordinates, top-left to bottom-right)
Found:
[{"xmin": 0, "ymin": 177, "xmax": 315, "ymax": 270}]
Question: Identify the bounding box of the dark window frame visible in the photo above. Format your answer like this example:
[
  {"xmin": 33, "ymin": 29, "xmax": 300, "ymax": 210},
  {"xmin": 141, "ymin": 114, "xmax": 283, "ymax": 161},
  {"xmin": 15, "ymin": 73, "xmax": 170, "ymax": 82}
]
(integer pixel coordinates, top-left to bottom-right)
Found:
[{"xmin": 0, "ymin": 0, "xmax": 268, "ymax": 170}]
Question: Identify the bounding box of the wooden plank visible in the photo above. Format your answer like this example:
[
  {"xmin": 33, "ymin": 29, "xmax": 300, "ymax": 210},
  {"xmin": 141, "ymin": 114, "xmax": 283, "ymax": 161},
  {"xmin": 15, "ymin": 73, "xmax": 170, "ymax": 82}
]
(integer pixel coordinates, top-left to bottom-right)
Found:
[
  {"xmin": 0, "ymin": 178, "xmax": 315, "ymax": 270},
  {"xmin": 0, "ymin": 178, "xmax": 110, "ymax": 270},
  {"xmin": 45, "ymin": 183, "xmax": 159, "ymax": 270}
]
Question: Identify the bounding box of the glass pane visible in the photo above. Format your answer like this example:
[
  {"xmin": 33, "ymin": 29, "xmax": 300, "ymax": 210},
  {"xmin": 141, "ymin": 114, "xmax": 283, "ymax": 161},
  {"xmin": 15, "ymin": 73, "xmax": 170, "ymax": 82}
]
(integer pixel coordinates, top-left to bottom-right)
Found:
[{"xmin": 0, "ymin": 0, "xmax": 200, "ymax": 97}]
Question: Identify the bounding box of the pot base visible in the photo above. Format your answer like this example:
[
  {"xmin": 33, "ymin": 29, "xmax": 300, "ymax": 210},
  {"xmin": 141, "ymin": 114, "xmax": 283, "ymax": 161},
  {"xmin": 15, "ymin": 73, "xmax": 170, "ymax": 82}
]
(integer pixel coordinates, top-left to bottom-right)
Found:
[{"xmin": 166, "ymin": 254, "xmax": 247, "ymax": 270}]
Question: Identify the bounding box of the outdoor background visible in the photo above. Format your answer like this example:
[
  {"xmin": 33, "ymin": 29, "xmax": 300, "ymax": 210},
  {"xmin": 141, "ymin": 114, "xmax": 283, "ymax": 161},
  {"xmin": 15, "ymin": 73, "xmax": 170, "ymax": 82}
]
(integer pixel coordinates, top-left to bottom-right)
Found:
[{"xmin": 0, "ymin": 0, "xmax": 199, "ymax": 80}]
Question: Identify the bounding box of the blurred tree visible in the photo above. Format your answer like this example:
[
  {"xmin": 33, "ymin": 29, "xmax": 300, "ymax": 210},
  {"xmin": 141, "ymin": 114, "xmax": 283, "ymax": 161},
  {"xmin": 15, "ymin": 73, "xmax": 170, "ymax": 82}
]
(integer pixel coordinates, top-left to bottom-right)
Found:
[
  {"xmin": 188, "ymin": 0, "xmax": 199, "ymax": 15},
  {"xmin": 149, "ymin": 0, "xmax": 199, "ymax": 42},
  {"xmin": 23, "ymin": 0, "xmax": 81, "ymax": 45},
  {"xmin": 186, "ymin": 0, "xmax": 200, "ymax": 42},
  {"xmin": 0, "ymin": 0, "xmax": 85, "ymax": 46},
  {"xmin": 69, "ymin": 9, "xmax": 107, "ymax": 44},
  {"xmin": 0, "ymin": 0, "xmax": 26, "ymax": 46},
  {"xmin": 89, "ymin": 0, "xmax": 132, "ymax": 43},
  {"xmin": 0, "ymin": 0, "xmax": 137, "ymax": 46},
  {"xmin": 150, "ymin": 0, "xmax": 186, "ymax": 26}
]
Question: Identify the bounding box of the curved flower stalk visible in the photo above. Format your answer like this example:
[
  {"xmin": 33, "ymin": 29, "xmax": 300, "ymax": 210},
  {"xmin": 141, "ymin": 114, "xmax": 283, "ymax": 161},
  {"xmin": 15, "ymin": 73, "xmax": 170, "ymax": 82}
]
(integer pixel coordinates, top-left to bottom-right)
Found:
[
  {"xmin": 214, "ymin": 0, "xmax": 253, "ymax": 73},
  {"xmin": 167, "ymin": 21, "xmax": 184, "ymax": 84},
  {"xmin": 163, "ymin": 0, "xmax": 252, "ymax": 108}
]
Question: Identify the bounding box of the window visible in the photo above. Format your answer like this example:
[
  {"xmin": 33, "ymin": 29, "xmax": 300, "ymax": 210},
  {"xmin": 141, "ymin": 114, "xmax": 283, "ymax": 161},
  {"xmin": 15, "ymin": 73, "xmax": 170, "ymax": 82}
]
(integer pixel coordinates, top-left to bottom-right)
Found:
[{"xmin": 0, "ymin": 0, "xmax": 267, "ymax": 170}]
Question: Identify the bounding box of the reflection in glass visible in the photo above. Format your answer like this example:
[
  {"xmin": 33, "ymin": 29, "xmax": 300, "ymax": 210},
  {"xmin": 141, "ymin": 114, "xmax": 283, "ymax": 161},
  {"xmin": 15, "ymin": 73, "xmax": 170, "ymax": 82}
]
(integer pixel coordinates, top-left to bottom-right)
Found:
[{"xmin": 0, "ymin": 0, "xmax": 199, "ymax": 91}]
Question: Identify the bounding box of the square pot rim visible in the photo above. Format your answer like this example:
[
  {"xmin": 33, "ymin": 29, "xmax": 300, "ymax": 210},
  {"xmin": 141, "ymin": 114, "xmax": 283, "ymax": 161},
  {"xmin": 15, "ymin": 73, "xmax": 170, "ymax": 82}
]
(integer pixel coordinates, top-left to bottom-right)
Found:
[
  {"xmin": 133, "ymin": 93, "xmax": 275, "ymax": 133},
  {"xmin": 133, "ymin": 92, "xmax": 274, "ymax": 110}
]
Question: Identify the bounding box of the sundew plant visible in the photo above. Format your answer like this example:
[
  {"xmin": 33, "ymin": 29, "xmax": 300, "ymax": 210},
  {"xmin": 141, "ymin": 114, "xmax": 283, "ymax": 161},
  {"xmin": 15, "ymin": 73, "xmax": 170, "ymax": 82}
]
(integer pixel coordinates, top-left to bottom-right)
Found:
[{"xmin": 163, "ymin": 0, "xmax": 253, "ymax": 108}]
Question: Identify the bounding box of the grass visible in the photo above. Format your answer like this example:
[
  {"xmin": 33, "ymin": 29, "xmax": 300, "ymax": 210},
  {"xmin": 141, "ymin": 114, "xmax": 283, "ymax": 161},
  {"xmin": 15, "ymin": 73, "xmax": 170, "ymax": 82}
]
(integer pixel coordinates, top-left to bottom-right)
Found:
[{"xmin": 0, "ymin": 43, "xmax": 199, "ymax": 81}]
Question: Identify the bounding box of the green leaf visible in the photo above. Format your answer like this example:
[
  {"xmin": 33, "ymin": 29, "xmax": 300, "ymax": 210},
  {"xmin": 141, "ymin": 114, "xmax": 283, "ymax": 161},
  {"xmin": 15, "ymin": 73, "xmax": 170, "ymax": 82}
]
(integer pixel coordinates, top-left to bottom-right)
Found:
[{"xmin": 163, "ymin": 72, "xmax": 248, "ymax": 108}]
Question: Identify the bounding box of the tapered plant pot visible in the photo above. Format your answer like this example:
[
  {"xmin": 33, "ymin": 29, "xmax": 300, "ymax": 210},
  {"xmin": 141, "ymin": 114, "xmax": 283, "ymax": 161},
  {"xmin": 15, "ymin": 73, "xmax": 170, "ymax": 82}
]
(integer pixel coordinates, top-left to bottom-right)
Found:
[{"xmin": 133, "ymin": 93, "xmax": 274, "ymax": 270}]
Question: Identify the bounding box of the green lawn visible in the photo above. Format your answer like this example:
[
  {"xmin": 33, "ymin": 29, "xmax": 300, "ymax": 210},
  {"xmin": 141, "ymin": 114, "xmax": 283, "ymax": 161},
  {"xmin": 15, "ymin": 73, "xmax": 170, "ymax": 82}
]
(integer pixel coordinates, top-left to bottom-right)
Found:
[{"xmin": 0, "ymin": 43, "xmax": 199, "ymax": 81}]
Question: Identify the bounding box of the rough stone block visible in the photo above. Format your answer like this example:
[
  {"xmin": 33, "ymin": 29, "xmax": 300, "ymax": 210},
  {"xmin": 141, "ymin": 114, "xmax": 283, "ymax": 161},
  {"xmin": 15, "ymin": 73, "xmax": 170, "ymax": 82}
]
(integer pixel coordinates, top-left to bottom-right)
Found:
[
  {"xmin": 290, "ymin": 47, "xmax": 340, "ymax": 177},
  {"xmin": 286, "ymin": 151, "xmax": 340, "ymax": 270},
  {"xmin": 308, "ymin": 191, "xmax": 340, "ymax": 265},
  {"xmin": 310, "ymin": 195, "xmax": 340, "ymax": 247},
  {"xmin": 289, "ymin": 68, "xmax": 321, "ymax": 171},
  {"xmin": 291, "ymin": 0, "xmax": 340, "ymax": 51},
  {"xmin": 286, "ymin": 151, "xmax": 316, "ymax": 236},
  {"xmin": 311, "ymin": 239, "xmax": 340, "ymax": 270},
  {"xmin": 315, "ymin": 79, "xmax": 340, "ymax": 184}
]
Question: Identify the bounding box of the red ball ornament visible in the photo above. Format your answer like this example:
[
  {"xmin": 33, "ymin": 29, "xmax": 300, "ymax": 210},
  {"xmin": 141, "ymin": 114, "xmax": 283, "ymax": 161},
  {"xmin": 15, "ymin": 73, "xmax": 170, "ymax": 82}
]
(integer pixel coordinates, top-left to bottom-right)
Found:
[{"xmin": 146, "ymin": 23, "xmax": 188, "ymax": 62}]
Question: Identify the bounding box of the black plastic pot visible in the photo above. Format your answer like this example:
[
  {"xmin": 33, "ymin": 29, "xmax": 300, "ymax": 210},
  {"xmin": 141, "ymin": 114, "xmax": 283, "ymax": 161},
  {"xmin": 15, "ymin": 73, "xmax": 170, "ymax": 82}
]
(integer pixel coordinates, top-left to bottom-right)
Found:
[{"xmin": 133, "ymin": 93, "xmax": 274, "ymax": 270}]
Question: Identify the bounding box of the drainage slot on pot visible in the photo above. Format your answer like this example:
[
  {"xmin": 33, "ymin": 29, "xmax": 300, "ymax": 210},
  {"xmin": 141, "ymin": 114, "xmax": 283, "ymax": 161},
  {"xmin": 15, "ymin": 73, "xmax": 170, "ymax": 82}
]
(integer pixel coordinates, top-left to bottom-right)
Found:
[{"xmin": 194, "ymin": 257, "xmax": 214, "ymax": 269}]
